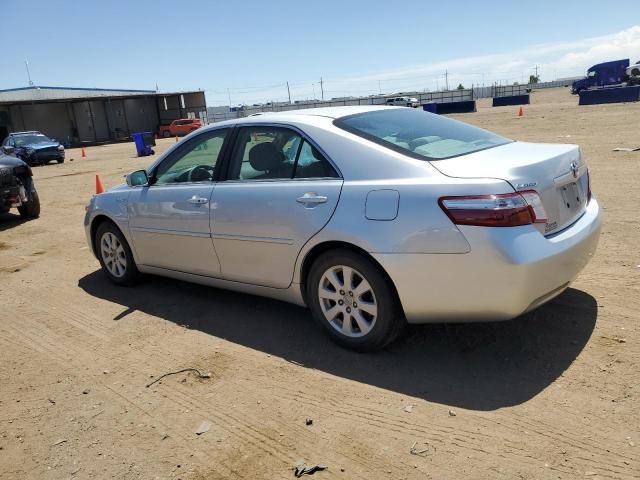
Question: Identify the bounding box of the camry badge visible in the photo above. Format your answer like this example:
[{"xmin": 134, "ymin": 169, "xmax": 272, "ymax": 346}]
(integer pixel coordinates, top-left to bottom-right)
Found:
[
  {"xmin": 570, "ymin": 161, "xmax": 579, "ymax": 179},
  {"xmin": 516, "ymin": 182, "xmax": 537, "ymax": 190}
]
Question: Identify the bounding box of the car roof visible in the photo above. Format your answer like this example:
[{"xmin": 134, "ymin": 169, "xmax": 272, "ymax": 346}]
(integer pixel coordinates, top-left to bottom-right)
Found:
[{"xmin": 245, "ymin": 105, "xmax": 394, "ymax": 120}]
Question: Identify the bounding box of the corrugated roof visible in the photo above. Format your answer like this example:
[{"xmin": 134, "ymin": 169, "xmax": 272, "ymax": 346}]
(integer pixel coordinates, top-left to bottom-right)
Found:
[{"xmin": 0, "ymin": 86, "xmax": 203, "ymax": 103}]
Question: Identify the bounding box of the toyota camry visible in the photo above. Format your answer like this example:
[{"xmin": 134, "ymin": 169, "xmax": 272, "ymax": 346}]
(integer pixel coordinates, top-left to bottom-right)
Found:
[{"xmin": 84, "ymin": 106, "xmax": 601, "ymax": 351}]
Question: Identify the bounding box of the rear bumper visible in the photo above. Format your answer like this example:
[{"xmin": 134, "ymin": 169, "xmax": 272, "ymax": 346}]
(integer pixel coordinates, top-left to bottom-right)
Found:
[{"xmin": 373, "ymin": 197, "xmax": 602, "ymax": 323}]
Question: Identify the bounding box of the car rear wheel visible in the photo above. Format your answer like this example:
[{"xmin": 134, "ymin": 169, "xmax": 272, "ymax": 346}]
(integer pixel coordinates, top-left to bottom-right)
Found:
[
  {"xmin": 307, "ymin": 249, "xmax": 404, "ymax": 351},
  {"xmin": 17, "ymin": 177, "xmax": 40, "ymax": 219},
  {"xmin": 162, "ymin": 131, "xmax": 171, "ymax": 138},
  {"xmin": 57, "ymin": 158, "xmax": 64, "ymax": 164},
  {"xmin": 95, "ymin": 221, "xmax": 138, "ymax": 286}
]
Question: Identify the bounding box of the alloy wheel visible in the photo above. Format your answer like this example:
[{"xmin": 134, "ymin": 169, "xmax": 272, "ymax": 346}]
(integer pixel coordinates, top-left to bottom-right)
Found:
[
  {"xmin": 100, "ymin": 232, "xmax": 127, "ymax": 278},
  {"xmin": 318, "ymin": 265, "xmax": 378, "ymax": 338}
]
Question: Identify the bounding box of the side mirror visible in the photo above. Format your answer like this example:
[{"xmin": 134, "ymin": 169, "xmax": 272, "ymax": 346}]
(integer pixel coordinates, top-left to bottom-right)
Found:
[
  {"xmin": 126, "ymin": 170, "xmax": 149, "ymax": 187},
  {"xmin": 3, "ymin": 146, "xmax": 16, "ymax": 155}
]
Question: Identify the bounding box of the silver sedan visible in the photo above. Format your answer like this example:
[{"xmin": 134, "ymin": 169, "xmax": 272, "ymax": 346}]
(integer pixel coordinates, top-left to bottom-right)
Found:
[{"xmin": 84, "ymin": 106, "xmax": 602, "ymax": 351}]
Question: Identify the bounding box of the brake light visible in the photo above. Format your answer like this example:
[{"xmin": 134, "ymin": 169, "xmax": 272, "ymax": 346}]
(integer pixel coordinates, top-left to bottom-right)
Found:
[{"xmin": 439, "ymin": 191, "xmax": 547, "ymax": 227}]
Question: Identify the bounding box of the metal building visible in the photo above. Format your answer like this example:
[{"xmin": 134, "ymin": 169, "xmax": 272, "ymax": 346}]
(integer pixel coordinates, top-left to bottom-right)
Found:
[{"xmin": 0, "ymin": 86, "xmax": 208, "ymax": 146}]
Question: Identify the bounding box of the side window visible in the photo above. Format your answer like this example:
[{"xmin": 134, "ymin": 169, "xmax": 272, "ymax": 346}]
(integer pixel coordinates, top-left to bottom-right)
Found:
[
  {"xmin": 228, "ymin": 126, "xmax": 298, "ymax": 180},
  {"xmin": 294, "ymin": 141, "xmax": 338, "ymax": 179},
  {"xmin": 154, "ymin": 129, "xmax": 227, "ymax": 184}
]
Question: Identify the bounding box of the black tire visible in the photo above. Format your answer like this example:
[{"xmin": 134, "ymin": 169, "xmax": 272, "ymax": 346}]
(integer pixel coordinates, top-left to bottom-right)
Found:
[
  {"xmin": 17, "ymin": 177, "xmax": 40, "ymax": 219},
  {"xmin": 95, "ymin": 221, "xmax": 139, "ymax": 286},
  {"xmin": 57, "ymin": 158, "xmax": 64, "ymax": 164},
  {"xmin": 307, "ymin": 249, "xmax": 405, "ymax": 351},
  {"xmin": 162, "ymin": 130, "xmax": 171, "ymax": 138}
]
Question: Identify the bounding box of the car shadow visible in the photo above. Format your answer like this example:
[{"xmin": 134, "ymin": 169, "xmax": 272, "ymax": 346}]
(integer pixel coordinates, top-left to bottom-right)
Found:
[
  {"xmin": 0, "ymin": 212, "xmax": 29, "ymax": 231},
  {"xmin": 78, "ymin": 271, "xmax": 597, "ymax": 411}
]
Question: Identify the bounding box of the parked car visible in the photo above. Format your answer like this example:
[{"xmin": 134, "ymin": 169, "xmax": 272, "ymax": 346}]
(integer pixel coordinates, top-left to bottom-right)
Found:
[
  {"xmin": 0, "ymin": 153, "xmax": 40, "ymax": 218},
  {"xmin": 85, "ymin": 106, "xmax": 601, "ymax": 351},
  {"xmin": 1, "ymin": 131, "xmax": 65, "ymax": 165},
  {"xmin": 158, "ymin": 119, "xmax": 202, "ymax": 138},
  {"xmin": 385, "ymin": 96, "xmax": 419, "ymax": 107}
]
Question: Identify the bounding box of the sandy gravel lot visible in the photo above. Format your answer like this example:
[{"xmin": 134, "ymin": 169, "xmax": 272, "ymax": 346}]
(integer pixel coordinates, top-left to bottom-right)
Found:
[{"xmin": 0, "ymin": 87, "xmax": 638, "ymax": 479}]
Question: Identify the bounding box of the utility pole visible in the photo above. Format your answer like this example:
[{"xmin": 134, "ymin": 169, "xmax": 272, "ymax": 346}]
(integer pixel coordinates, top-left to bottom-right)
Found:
[
  {"xmin": 227, "ymin": 89, "xmax": 232, "ymax": 110},
  {"xmin": 378, "ymin": 80, "xmax": 382, "ymax": 95},
  {"xmin": 320, "ymin": 77, "xmax": 324, "ymax": 100},
  {"xmin": 24, "ymin": 60, "xmax": 34, "ymax": 86},
  {"xmin": 534, "ymin": 64, "xmax": 539, "ymax": 81},
  {"xmin": 286, "ymin": 81, "xmax": 291, "ymax": 104},
  {"xmin": 444, "ymin": 70, "xmax": 449, "ymax": 91}
]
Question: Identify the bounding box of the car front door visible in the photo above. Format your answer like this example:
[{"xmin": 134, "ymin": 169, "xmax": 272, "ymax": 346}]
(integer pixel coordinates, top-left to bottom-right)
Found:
[
  {"xmin": 127, "ymin": 128, "xmax": 229, "ymax": 276},
  {"xmin": 211, "ymin": 125, "xmax": 343, "ymax": 288}
]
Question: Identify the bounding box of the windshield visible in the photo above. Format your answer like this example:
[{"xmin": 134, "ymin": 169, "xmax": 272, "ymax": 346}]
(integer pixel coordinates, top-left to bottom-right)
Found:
[
  {"xmin": 14, "ymin": 134, "xmax": 52, "ymax": 147},
  {"xmin": 335, "ymin": 108, "xmax": 511, "ymax": 160}
]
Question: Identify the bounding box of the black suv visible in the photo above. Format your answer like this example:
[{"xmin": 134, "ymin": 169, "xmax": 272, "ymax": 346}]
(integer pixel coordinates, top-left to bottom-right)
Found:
[
  {"xmin": 1, "ymin": 131, "xmax": 65, "ymax": 165},
  {"xmin": 0, "ymin": 154, "xmax": 40, "ymax": 218}
]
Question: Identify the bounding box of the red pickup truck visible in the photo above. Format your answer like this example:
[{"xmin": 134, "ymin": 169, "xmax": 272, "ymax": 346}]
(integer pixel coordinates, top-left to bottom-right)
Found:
[{"xmin": 158, "ymin": 118, "xmax": 202, "ymax": 138}]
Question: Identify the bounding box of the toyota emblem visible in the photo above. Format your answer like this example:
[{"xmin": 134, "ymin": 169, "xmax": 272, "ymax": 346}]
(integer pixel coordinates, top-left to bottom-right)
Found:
[{"xmin": 570, "ymin": 161, "xmax": 579, "ymax": 179}]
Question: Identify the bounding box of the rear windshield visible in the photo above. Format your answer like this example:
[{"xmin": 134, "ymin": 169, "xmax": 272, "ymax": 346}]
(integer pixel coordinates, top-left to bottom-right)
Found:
[{"xmin": 334, "ymin": 108, "xmax": 511, "ymax": 160}]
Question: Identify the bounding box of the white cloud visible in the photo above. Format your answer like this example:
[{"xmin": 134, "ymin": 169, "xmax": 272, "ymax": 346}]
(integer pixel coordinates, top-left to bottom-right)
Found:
[{"xmin": 219, "ymin": 25, "xmax": 640, "ymax": 105}]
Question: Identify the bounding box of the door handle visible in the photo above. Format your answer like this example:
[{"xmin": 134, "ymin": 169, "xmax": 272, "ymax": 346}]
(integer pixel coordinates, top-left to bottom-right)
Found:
[
  {"xmin": 296, "ymin": 192, "xmax": 328, "ymax": 207},
  {"xmin": 188, "ymin": 195, "xmax": 208, "ymax": 205}
]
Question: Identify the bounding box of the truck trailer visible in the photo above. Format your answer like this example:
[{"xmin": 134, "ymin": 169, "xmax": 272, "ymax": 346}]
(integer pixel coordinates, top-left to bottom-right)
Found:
[{"xmin": 572, "ymin": 59, "xmax": 640, "ymax": 94}]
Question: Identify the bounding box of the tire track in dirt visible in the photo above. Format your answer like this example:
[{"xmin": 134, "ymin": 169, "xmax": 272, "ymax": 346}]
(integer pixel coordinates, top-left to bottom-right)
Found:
[
  {"xmin": 6, "ymin": 301, "xmax": 638, "ymax": 479},
  {"xmin": 3, "ymin": 309, "xmax": 371, "ymax": 479},
  {"xmin": 267, "ymin": 382, "xmax": 636, "ymax": 478}
]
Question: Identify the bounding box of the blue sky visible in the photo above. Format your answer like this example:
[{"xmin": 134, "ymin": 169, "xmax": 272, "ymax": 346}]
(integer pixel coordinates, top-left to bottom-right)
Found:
[{"xmin": 2, "ymin": 0, "xmax": 640, "ymax": 105}]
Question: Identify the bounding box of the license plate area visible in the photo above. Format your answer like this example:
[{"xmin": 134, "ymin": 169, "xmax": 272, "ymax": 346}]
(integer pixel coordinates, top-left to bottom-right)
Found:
[{"xmin": 560, "ymin": 182, "xmax": 583, "ymax": 213}]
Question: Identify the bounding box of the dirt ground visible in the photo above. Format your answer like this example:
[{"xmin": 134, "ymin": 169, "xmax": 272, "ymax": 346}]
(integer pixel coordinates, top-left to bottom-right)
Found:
[{"xmin": 0, "ymin": 87, "xmax": 638, "ymax": 480}]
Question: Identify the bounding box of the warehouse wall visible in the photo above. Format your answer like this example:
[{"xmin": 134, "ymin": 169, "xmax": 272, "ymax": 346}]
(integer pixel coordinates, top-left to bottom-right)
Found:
[
  {"xmin": 105, "ymin": 99, "xmax": 130, "ymax": 139},
  {"xmin": 123, "ymin": 97, "xmax": 158, "ymax": 134},
  {"xmin": 0, "ymin": 91, "xmax": 205, "ymax": 145},
  {"xmin": 157, "ymin": 92, "xmax": 207, "ymax": 125},
  {"xmin": 6, "ymin": 103, "xmax": 73, "ymax": 143}
]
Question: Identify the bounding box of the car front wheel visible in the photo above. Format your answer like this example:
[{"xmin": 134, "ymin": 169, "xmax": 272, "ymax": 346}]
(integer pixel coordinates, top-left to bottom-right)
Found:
[
  {"xmin": 95, "ymin": 221, "xmax": 138, "ymax": 286},
  {"xmin": 307, "ymin": 249, "xmax": 404, "ymax": 351},
  {"xmin": 17, "ymin": 177, "xmax": 40, "ymax": 219}
]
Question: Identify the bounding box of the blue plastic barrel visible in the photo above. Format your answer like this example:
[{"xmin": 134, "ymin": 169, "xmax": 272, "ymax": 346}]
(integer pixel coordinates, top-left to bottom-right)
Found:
[{"xmin": 132, "ymin": 132, "xmax": 154, "ymax": 157}]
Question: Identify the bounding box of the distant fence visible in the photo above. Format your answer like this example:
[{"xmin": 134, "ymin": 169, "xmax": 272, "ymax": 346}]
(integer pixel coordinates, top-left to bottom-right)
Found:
[{"xmin": 207, "ymin": 80, "xmax": 574, "ymax": 123}]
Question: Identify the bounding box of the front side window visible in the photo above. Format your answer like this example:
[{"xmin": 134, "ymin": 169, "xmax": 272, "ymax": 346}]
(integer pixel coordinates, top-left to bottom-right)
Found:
[
  {"xmin": 154, "ymin": 129, "xmax": 227, "ymax": 184},
  {"xmin": 227, "ymin": 126, "xmax": 338, "ymax": 181},
  {"xmin": 335, "ymin": 108, "xmax": 511, "ymax": 160}
]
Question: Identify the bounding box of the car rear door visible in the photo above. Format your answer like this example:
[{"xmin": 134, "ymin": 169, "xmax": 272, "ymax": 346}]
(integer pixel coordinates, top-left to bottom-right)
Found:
[
  {"xmin": 210, "ymin": 125, "xmax": 343, "ymax": 288},
  {"xmin": 127, "ymin": 128, "xmax": 229, "ymax": 275}
]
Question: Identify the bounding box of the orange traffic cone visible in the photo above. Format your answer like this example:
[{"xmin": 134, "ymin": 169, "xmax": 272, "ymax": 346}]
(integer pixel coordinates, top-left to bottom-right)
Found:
[
  {"xmin": 518, "ymin": 106, "xmax": 524, "ymax": 117},
  {"xmin": 95, "ymin": 175, "xmax": 105, "ymax": 194},
  {"xmin": 81, "ymin": 147, "xmax": 86, "ymax": 158},
  {"xmin": 175, "ymin": 136, "xmax": 179, "ymax": 143}
]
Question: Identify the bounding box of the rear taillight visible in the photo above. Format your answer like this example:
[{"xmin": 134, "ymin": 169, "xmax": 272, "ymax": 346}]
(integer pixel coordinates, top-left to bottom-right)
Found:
[{"xmin": 439, "ymin": 191, "xmax": 547, "ymax": 227}]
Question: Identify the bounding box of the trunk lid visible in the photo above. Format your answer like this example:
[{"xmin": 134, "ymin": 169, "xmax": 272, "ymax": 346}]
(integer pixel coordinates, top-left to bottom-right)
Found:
[{"xmin": 430, "ymin": 141, "xmax": 589, "ymax": 235}]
